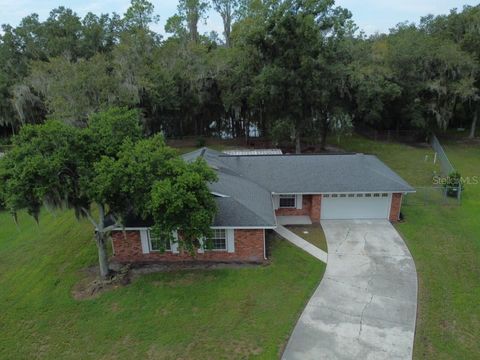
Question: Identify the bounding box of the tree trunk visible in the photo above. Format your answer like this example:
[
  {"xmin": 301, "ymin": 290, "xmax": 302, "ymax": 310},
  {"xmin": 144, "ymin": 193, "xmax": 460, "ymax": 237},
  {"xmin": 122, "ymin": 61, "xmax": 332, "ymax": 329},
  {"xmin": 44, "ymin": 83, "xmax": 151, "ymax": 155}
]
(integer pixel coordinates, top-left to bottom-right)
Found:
[
  {"xmin": 95, "ymin": 231, "xmax": 110, "ymax": 280},
  {"xmin": 320, "ymin": 129, "xmax": 327, "ymax": 151},
  {"xmin": 320, "ymin": 117, "xmax": 328, "ymax": 151},
  {"xmin": 469, "ymin": 105, "xmax": 478, "ymax": 139},
  {"xmin": 295, "ymin": 131, "xmax": 301, "ymax": 154},
  {"xmin": 225, "ymin": 26, "xmax": 231, "ymax": 48}
]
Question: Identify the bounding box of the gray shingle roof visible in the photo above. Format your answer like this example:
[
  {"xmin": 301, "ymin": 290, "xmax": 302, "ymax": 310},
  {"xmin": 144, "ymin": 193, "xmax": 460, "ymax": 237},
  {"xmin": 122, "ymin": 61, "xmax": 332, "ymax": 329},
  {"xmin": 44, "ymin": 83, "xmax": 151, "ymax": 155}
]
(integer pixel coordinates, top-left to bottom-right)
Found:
[
  {"xmin": 219, "ymin": 153, "xmax": 414, "ymax": 194},
  {"xmin": 183, "ymin": 148, "xmax": 276, "ymax": 227},
  {"xmin": 110, "ymin": 148, "xmax": 414, "ymax": 229},
  {"xmin": 183, "ymin": 148, "xmax": 415, "ymax": 227},
  {"xmin": 214, "ymin": 197, "xmax": 275, "ymax": 227}
]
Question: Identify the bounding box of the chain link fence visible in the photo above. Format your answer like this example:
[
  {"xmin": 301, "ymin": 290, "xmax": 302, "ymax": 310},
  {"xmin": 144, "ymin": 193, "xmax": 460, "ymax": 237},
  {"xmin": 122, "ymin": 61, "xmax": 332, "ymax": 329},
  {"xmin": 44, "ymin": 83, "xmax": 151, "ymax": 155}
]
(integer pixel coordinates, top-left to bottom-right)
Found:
[
  {"xmin": 430, "ymin": 134, "xmax": 462, "ymax": 203},
  {"xmin": 404, "ymin": 186, "xmax": 461, "ymax": 206},
  {"xmin": 431, "ymin": 134, "xmax": 454, "ymax": 176}
]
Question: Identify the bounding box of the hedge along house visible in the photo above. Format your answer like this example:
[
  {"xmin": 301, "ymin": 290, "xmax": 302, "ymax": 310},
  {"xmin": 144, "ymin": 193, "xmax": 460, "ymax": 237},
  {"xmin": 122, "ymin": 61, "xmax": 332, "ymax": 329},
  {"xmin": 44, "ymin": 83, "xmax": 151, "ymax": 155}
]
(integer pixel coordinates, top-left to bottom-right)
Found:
[{"xmin": 110, "ymin": 148, "xmax": 414, "ymax": 263}]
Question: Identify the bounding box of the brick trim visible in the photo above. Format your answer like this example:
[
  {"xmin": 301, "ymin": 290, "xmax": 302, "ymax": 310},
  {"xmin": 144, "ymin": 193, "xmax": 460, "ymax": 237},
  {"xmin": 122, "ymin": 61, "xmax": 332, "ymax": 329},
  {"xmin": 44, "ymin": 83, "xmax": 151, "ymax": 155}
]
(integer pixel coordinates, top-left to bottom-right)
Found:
[
  {"xmin": 310, "ymin": 195, "xmax": 321, "ymax": 223},
  {"xmin": 275, "ymin": 195, "xmax": 312, "ymax": 216},
  {"xmin": 111, "ymin": 229, "xmax": 266, "ymax": 263},
  {"xmin": 389, "ymin": 193, "xmax": 403, "ymax": 222}
]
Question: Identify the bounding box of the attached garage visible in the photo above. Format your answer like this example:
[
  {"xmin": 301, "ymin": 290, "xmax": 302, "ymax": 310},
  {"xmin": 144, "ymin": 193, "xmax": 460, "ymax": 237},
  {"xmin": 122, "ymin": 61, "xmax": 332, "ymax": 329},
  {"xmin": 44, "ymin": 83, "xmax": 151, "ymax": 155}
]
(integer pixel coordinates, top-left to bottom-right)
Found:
[{"xmin": 321, "ymin": 193, "xmax": 392, "ymax": 220}]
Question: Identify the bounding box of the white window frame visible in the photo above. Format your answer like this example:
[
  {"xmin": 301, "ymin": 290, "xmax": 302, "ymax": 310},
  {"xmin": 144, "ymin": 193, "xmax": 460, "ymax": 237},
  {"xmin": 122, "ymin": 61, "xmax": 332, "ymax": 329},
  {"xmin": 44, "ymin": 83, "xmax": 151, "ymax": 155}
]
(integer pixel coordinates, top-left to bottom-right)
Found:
[
  {"xmin": 279, "ymin": 194, "xmax": 296, "ymax": 208},
  {"xmin": 199, "ymin": 228, "xmax": 234, "ymax": 253},
  {"xmin": 208, "ymin": 228, "xmax": 227, "ymax": 251},
  {"xmin": 148, "ymin": 229, "xmax": 172, "ymax": 252}
]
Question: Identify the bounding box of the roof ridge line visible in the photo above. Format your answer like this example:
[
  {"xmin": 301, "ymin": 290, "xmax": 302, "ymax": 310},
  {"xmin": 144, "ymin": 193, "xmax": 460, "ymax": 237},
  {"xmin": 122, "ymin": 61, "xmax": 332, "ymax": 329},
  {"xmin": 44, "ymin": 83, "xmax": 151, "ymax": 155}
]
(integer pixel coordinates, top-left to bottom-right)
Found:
[{"xmin": 218, "ymin": 152, "xmax": 358, "ymax": 158}]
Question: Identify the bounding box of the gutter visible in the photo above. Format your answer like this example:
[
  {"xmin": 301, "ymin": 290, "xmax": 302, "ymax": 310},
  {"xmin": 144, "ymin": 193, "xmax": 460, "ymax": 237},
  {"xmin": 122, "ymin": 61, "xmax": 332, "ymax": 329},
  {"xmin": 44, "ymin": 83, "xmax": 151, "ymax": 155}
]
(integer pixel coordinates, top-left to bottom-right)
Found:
[{"xmin": 271, "ymin": 190, "xmax": 416, "ymax": 195}]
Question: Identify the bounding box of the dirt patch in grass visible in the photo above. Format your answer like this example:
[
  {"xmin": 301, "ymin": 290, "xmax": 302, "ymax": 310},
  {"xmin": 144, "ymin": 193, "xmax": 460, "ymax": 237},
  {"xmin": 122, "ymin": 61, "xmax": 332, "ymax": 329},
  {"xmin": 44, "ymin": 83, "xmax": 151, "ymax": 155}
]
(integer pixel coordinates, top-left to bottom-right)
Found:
[
  {"xmin": 286, "ymin": 224, "xmax": 328, "ymax": 252},
  {"xmin": 127, "ymin": 261, "xmax": 267, "ymax": 281},
  {"xmin": 71, "ymin": 265, "xmax": 131, "ymax": 300}
]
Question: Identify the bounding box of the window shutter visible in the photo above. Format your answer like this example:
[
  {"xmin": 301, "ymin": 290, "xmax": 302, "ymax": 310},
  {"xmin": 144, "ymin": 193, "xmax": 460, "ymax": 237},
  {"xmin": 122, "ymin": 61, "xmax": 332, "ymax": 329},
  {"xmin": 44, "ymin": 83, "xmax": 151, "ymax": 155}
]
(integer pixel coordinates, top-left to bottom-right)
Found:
[
  {"xmin": 273, "ymin": 195, "xmax": 279, "ymax": 210},
  {"xmin": 197, "ymin": 237, "xmax": 205, "ymax": 253},
  {"xmin": 226, "ymin": 229, "xmax": 235, "ymax": 253},
  {"xmin": 140, "ymin": 230, "xmax": 150, "ymax": 254},
  {"xmin": 296, "ymin": 194, "xmax": 303, "ymax": 209},
  {"xmin": 171, "ymin": 230, "xmax": 179, "ymax": 254}
]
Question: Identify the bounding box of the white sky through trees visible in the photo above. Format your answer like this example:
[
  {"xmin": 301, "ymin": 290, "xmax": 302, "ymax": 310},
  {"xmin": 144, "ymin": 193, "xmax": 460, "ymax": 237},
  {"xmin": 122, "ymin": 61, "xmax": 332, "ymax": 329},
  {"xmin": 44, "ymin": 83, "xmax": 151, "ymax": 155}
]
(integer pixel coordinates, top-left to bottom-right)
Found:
[{"xmin": 0, "ymin": 0, "xmax": 477, "ymax": 36}]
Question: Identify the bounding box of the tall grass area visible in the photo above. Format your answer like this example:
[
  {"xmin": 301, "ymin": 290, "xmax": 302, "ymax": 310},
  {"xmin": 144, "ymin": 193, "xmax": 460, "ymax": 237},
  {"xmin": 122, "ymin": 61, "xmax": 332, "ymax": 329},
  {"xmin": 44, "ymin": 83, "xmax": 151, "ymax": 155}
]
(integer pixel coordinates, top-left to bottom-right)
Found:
[
  {"xmin": 0, "ymin": 210, "xmax": 324, "ymax": 359},
  {"xmin": 337, "ymin": 135, "xmax": 480, "ymax": 359}
]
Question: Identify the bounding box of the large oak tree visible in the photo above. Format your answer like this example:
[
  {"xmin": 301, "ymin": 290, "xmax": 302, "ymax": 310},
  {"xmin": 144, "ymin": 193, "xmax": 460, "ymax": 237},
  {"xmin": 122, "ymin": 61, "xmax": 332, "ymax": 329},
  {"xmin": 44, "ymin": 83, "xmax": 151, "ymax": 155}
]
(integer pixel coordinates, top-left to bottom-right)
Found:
[{"xmin": 0, "ymin": 107, "xmax": 217, "ymax": 278}]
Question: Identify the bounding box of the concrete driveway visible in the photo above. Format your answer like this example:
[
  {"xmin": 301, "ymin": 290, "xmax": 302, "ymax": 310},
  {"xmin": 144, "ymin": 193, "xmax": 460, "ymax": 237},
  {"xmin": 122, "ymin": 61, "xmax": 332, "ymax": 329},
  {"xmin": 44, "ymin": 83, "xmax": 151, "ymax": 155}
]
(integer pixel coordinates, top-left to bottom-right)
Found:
[{"xmin": 282, "ymin": 220, "xmax": 417, "ymax": 360}]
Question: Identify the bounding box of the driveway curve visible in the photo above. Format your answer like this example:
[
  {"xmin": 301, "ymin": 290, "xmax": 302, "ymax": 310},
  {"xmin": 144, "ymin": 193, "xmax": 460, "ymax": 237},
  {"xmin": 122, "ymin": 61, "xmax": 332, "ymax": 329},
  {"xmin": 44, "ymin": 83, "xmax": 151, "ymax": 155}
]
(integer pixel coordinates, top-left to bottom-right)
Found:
[{"xmin": 282, "ymin": 220, "xmax": 417, "ymax": 360}]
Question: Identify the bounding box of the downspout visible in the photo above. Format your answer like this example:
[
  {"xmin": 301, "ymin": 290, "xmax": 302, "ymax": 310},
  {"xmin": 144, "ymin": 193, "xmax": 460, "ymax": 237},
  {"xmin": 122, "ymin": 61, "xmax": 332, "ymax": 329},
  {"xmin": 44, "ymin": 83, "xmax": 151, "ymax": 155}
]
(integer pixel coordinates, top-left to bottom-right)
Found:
[
  {"xmin": 265, "ymin": 193, "xmax": 279, "ymax": 261},
  {"xmin": 263, "ymin": 229, "xmax": 267, "ymax": 260}
]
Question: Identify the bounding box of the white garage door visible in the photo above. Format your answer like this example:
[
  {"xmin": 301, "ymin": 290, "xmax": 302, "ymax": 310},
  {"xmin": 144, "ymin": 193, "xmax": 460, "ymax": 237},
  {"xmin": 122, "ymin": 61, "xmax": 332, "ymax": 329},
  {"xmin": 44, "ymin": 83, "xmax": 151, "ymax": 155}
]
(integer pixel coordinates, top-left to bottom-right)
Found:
[{"xmin": 321, "ymin": 193, "xmax": 391, "ymax": 220}]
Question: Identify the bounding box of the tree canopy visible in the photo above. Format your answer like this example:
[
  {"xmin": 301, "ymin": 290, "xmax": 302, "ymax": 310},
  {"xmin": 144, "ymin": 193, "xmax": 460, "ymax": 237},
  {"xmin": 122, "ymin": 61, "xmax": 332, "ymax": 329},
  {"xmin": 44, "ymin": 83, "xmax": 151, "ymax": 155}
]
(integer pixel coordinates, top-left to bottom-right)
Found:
[
  {"xmin": 0, "ymin": 107, "xmax": 217, "ymax": 278},
  {"xmin": 0, "ymin": 1, "xmax": 478, "ymax": 146}
]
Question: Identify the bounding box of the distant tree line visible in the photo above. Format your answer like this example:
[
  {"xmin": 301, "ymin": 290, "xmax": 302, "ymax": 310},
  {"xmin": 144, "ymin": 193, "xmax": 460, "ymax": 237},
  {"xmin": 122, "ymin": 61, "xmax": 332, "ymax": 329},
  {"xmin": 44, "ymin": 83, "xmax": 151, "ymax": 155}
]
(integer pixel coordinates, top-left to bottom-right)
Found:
[{"xmin": 0, "ymin": 0, "xmax": 478, "ymax": 151}]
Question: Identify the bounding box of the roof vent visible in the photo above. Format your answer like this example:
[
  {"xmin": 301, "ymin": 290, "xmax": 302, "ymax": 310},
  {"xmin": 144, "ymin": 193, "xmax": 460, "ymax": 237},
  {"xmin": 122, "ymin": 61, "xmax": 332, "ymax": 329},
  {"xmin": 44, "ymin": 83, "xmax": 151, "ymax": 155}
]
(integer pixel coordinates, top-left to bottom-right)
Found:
[{"xmin": 222, "ymin": 149, "xmax": 283, "ymax": 156}]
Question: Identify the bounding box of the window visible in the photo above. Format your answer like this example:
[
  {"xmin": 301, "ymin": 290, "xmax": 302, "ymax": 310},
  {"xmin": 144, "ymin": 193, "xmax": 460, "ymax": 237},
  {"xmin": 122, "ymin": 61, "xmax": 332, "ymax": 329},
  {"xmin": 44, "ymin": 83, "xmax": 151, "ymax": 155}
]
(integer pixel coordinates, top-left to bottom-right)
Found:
[
  {"xmin": 340, "ymin": 194, "xmax": 346, "ymax": 198},
  {"xmin": 148, "ymin": 230, "xmax": 171, "ymax": 252},
  {"xmin": 323, "ymin": 194, "xmax": 330, "ymax": 198},
  {"xmin": 279, "ymin": 195, "xmax": 296, "ymax": 208},
  {"xmin": 382, "ymin": 193, "xmax": 388, "ymax": 197},
  {"xmin": 365, "ymin": 193, "xmax": 372, "ymax": 197},
  {"xmin": 373, "ymin": 193, "xmax": 380, "ymax": 197},
  {"xmin": 356, "ymin": 194, "xmax": 363, "ymax": 197},
  {"xmin": 331, "ymin": 194, "xmax": 338, "ymax": 198},
  {"xmin": 208, "ymin": 229, "xmax": 227, "ymax": 250}
]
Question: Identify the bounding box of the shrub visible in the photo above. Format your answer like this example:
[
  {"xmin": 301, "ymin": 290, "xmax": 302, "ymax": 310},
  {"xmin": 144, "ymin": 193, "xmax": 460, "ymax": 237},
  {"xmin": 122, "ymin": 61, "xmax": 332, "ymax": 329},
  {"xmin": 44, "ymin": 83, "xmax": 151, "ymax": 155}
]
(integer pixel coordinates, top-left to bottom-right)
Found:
[
  {"xmin": 444, "ymin": 171, "xmax": 464, "ymax": 197},
  {"xmin": 196, "ymin": 137, "xmax": 206, "ymax": 148}
]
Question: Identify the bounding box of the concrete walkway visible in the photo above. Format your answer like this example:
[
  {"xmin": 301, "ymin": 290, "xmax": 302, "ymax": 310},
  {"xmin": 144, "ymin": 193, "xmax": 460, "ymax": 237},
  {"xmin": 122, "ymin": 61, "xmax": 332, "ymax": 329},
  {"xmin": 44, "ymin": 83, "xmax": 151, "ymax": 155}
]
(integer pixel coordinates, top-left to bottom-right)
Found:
[
  {"xmin": 274, "ymin": 225, "xmax": 328, "ymax": 263},
  {"xmin": 282, "ymin": 220, "xmax": 417, "ymax": 360},
  {"xmin": 277, "ymin": 215, "xmax": 312, "ymax": 225}
]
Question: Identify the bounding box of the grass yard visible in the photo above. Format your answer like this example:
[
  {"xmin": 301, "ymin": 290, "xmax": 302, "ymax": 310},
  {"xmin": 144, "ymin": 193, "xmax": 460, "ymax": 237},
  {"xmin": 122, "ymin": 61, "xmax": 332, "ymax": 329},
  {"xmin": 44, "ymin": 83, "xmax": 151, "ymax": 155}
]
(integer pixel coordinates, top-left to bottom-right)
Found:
[
  {"xmin": 286, "ymin": 225, "xmax": 328, "ymax": 252},
  {"xmin": 0, "ymin": 210, "xmax": 325, "ymax": 359},
  {"xmin": 336, "ymin": 134, "xmax": 480, "ymax": 359}
]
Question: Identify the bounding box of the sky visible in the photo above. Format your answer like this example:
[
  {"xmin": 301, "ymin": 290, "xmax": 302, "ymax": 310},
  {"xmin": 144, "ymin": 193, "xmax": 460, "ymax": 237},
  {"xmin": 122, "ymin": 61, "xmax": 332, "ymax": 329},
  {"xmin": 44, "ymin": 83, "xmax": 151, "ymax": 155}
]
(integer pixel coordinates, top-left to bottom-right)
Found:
[{"xmin": 0, "ymin": 0, "xmax": 477, "ymax": 36}]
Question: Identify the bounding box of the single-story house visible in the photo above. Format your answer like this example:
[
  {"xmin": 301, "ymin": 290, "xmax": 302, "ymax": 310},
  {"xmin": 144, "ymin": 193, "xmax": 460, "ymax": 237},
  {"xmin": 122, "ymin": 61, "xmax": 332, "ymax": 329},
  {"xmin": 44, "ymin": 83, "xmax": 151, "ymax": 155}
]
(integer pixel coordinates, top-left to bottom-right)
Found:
[{"xmin": 110, "ymin": 148, "xmax": 414, "ymax": 263}]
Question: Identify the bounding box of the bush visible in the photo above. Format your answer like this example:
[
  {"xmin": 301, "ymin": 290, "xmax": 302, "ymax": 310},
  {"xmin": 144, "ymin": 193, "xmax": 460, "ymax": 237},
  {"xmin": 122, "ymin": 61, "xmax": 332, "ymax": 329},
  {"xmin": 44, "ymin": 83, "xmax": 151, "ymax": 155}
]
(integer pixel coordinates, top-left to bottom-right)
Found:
[
  {"xmin": 196, "ymin": 137, "xmax": 206, "ymax": 148},
  {"xmin": 0, "ymin": 137, "xmax": 12, "ymax": 153},
  {"xmin": 270, "ymin": 119, "xmax": 295, "ymax": 146},
  {"xmin": 444, "ymin": 171, "xmax": 464, "ymax": 197}
]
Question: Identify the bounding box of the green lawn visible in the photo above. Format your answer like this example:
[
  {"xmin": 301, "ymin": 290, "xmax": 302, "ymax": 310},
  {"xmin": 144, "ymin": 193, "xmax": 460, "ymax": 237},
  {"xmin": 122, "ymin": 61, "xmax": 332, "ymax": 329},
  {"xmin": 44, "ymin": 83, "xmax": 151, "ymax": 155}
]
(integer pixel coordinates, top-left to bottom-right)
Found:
[
  {"xmin": 2, "ymin": 135, "xmax": 479, "ymax": 359},
  {"xmin": 336, "ymin": 134, "xmax": 480, "ymax": 359},
  {"xmin": 286, "ymin": 225, "xmax": 328, "ymax": 252},
  {"xmin": 0, "ymin": 210, "xmax": 324, "ymax": 359}
]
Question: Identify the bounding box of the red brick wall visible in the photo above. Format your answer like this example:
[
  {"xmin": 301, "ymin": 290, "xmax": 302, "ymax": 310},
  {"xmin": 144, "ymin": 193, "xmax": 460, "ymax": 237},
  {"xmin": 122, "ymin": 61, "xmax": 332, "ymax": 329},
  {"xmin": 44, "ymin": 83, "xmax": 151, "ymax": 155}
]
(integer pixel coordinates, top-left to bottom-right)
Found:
[
  {"xmin": 274, "ymin": 194, "xmax": 322, "ymax": 223},
  {"xmin": 310, "ymin": 195, "xmax": 322, "ymax": 223},
  {"xmin": 111, "ymin": 229, "xmax": 265, "ymax": 263},
  {"xmin": 275, "ymin": 195, "xmax": 312, "ymax": 216},
  {"xmin": 389, "ymin": 193, "xmax": 403, "ymax": 221}
]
